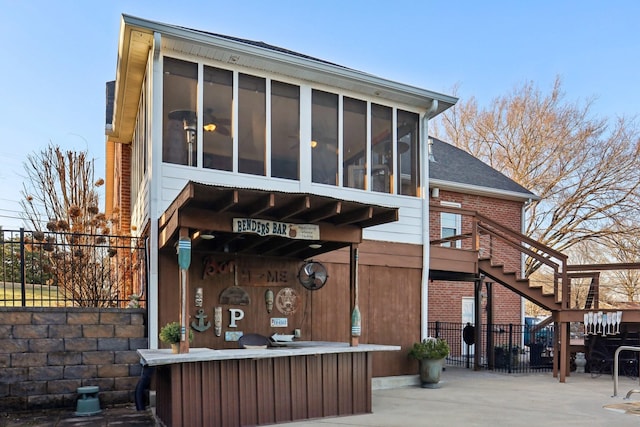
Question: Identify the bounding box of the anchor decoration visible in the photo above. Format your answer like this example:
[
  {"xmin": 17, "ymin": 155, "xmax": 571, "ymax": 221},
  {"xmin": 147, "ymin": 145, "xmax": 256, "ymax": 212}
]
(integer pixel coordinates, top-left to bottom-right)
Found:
[{"xmin": 191, "ymin": 308, "xmax": 212, "ymax": 332}]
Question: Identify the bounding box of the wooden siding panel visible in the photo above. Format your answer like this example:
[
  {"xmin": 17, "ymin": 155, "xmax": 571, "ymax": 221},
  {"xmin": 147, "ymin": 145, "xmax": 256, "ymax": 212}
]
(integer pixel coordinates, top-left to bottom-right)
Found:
[
  {"xmin": 220, "ymin": 360, "xmax": 240, "ymax": 427},
  {"xmin": 238, "ymin": 359, "xmax": 258, "ymax": 426},
  {"xmin": 201, "ymin": 361, "xmax": 222, "ymax": 427},
  {"xmin": 321, "ymin": 353, "xmax": 338, "ymax": 416},
  {"xmin": 337, "ymin": 353, "xmax": 353, "ymax": 415},
  {"xmin": 290, "ymin": 355, "xmax": 308, "ymax": 420},
  {"xmin": 273, "ymin": 357, "xmax": 292, "ymax": 423},
  {"xmin": 306, "ymin": 354, "xmax": 323, "ymax": 419},
  {"xmin": 256, "ymin": 358, "xmax": 275, "ymax": 425}
]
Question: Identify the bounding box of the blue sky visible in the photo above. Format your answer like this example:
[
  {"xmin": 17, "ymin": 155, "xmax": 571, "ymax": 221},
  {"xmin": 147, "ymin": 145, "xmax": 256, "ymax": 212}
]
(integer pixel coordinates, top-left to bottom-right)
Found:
[{"xmin": 0, "ymin": 1, "xmax": 638, "ymax": 229}]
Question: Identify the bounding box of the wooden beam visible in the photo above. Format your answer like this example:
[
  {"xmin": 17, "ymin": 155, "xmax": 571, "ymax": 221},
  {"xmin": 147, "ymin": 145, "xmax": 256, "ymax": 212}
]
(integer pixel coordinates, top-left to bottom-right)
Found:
[
  {"xmin": 158, "ymin": 211, "xmax": 179, "ymax": 249},
  {"xmin": 334, "ymin": 206, "xmax": 372, "ymax": 226},
  {"xmin": 307, "ymin": 202, "xmax": 341, "ymax": 223},
  {"xmin": 249, "ymin": 193, "xmax": 275, "ymax": 216},
  {"xmin": 217, "ymin": 190, "xmax": 239, "ymax": 213},
  {"xmin": 278, "ymin": 196, "xmax": 311, "ymax": 220},
  {"xmin": 159, "ymin": 183, "xmax": 194, "ymax": 229}
]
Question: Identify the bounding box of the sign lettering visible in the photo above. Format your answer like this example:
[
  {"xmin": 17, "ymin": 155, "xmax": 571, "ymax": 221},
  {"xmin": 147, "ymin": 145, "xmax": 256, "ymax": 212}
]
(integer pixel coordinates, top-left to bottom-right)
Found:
[{"xmin": 233, "ymin": 218, "xmax": 319, "ymax": 240}]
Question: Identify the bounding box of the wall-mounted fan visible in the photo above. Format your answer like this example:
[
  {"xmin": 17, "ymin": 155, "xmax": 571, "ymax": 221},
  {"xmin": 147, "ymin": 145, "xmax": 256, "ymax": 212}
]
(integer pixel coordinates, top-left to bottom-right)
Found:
[{"xmin": 298, "ymin": 261, "xmax": 328, "ymax": 290}]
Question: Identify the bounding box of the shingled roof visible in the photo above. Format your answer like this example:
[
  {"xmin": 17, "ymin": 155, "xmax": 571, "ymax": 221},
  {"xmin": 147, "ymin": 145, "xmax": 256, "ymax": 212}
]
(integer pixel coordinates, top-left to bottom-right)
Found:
[{"xmin": 429, "ymin": 137, "xmax": 538, "ymax": 200}]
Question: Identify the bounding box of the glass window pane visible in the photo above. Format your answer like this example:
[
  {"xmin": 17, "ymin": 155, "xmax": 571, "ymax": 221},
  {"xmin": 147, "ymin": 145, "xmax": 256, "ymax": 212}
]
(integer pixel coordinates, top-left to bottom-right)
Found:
[
  {"xmin": 163, "ymin": 57, "xmax": 197, "ymax": 166},
  {"xmin": 238, "ymin": 74, "xmax": 266, "ymax": 175},
  {"xmin": 343, "ymin": 97, "xmax": 367, "ymax": 189},
  {"xmin": 397, "ymin": 110, "xmax": 420, "ymax": 196},
  {"xmin": 271, "ymin": 81, "xmax": 300, "ymax": 180},
  {"xmin": 203, "ymin": 66, "xmax": 233, "ymax": 171},
  {"xmin": 371, "ymin": 104, "xmax": 392, "ymax": 193},
  {"xmin": 311, "ymin": 90, "xmax": 338, "ymax": 185}
]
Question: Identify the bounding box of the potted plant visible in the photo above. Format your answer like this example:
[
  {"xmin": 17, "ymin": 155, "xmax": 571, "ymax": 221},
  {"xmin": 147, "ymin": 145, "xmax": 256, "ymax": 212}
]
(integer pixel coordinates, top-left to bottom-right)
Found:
[
  {"xmin": 409, "ymin": 337, "xmax": 450, "ymax": 388},
  {"xmin": 159, "ymin": 322, "xmax": 193, "ymax": 353}
]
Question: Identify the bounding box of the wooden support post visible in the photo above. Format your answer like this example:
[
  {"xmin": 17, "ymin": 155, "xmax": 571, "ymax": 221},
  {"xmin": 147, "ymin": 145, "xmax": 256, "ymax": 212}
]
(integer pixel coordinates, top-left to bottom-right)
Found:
[{"xmin": 559, "ymin": 321, "xmax": 569, "ymax": 382}]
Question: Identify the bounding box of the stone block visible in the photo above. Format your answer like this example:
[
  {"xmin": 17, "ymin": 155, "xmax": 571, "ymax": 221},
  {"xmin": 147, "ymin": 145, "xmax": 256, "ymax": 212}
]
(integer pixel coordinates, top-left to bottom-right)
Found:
[
  {"xmin": 129, "ymin": 363, "xmax": 142, "ymax": 377},
  {"xmin": 47, "ymin": 379, "xmax": 81, "ymax": 394},
  {"xmin": 0, "ymin": 312, "xmax": 32, "ymax": 325},
  {"xmin": 12, "ymin": 325, "xmax": 48, "ymax": 339},
  {"xmin": 32, "ymin": 312, "xmax": 66, "ymax": 325},
  {"xmin": 1, "ymin": 367, "xmax": 28, "ymax": 384},
  {"xmin": 87, "ymin": 377, "xmax": 114, "ymax": 391},
  {"xmin": 49, "ymin": 324, "xmax": 82, "ymax": 338},
  {"xmin": 0, "ymin": 354, "xmax": 10, "ymax": 368},
  {"xmin": 115, "ymin": 350, "xmax": 139, "ymax": 364},
  {"xmin": 11, "ymin": 380, "xmax": 46, "ymax": 396},
  {"xmin": 129, "ymin": 337, "xmax": 149, "ymax": 350},
  {"xmin": 97, "ymin": 338, "xmax": 129, "ymax": 351},
  {"xmin": 100, "ymin": 312, "xmax": 131, "ymax": 325},
  {"xmin": 130, "ymin": 312, "xmax": 145, "ymax": 325},
  {"xmin": 48, "ymin": 351, "xmax": 82, "ymax": 366},
  {"xmin": 29, "ymin": 366, "xmax": 63, "ymax": 381},
  {"xmin": 83, "ymin": 324, "xmax": 114, "ymax": 338},
  {"xmin": 100, "ymin": 389, "xmax": 131, "ymax": 405},
  {"xmin": 0, "ymin": 339, "xmax": 28, "ymax": 353},
  {"xmin": 82, "ymin": 350, "xmax": 114, "ymax": 365},
  {"xmin": 29, "ymin": 338, "xmax": 64, "ymax": 352},
  {"xmin": 67, "ymin": 311, "xmax": 99, "ymax": 325},
  {"xmin": 0, "ymin": 396, "xmax": 27, "ymax": 411},
  {"xmin": 0, "ymin": 325, "xmax": 12, "ymax": 336},
  {"xmin": 64, "ymin": 365, "xmax": 96, "ymax": 379},
  {"xmin": 114, "ymin": 375, "xmax": 139, "ymax": 390},
  {"xmin": 98, "ymin": 363, "xmax": 129, "ymax": 378},
  {"xmin": 0, "ymin": 382, "xmax": 9, "ymax": 397},
  {"xmin": 27, "ymin": 393, "xmax": 69, "ymax": 410},
  {"xmin": 64, "ymin": 338, "xmax": 97, "ymax": 352},
  {"xmin": 11, "ymin": 353, "xmax": 47, "ymax": 368},
  {"xmin": 115, "ymin": 324, "xmax": 145, "ymax": 338}
]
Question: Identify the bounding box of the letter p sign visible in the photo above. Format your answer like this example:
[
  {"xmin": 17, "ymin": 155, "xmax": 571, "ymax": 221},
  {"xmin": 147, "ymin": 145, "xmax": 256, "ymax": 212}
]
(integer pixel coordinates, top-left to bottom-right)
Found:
[{"xmin": 229, "ymin": 308, "xmax": 245, "ymax": 328}]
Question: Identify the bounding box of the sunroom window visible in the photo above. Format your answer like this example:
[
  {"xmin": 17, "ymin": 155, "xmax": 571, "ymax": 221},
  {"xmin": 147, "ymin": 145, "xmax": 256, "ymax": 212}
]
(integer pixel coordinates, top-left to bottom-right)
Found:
[
  {"xmin": 343, "ymin": 97, "xmax": 367, "ymax": 189},
  {"xmin": 162, "ymin": 57, "xmax": 197, "ymax": 166},
  {"xmin": 203, "ymin": 66, "xmax": 233, "ymax": 171},
  {"xmin": 271, "ymin": 81, "xmax": 300, "ymax": 180},
  {"xmin": 311, "ymin": 90, "xmax": 338, "ymax": 185},
  {"xmin": 238, "ymin": 74, "xmax": 266, "ymax": 175}
]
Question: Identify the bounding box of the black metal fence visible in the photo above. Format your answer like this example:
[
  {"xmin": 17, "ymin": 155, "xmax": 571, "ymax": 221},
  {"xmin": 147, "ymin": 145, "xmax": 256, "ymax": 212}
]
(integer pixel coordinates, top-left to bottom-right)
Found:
[
  {"xmin": 0, "ymin": 228, "xmax": 147, "ymax": 308},
  {"xmin": 428, "ymin": 321, "xmax": 555, "ymax": 374}
]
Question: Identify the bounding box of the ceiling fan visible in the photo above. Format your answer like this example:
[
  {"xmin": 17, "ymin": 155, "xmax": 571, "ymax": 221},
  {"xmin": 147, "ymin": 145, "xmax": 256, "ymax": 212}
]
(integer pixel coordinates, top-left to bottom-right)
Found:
[{"xmin": 298, "ymin": 261, "xmax": 328, "ymax": 291}]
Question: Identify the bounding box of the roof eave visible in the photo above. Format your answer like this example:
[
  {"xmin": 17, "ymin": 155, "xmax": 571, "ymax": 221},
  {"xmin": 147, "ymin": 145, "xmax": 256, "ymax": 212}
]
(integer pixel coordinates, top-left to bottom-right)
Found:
[{"xmin": 429, "ymin": 178, "xmax": 540, "ymax": 202}]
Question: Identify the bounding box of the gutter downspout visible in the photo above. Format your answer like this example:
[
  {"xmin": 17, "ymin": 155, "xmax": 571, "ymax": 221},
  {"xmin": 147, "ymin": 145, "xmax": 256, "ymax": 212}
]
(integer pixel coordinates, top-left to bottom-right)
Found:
[
  {"xmin": 421, "ymin": 99, "xmax": 438, "ymax": 340},
  {"xmin": 148, "ymin": 31, "xmax": 162, "ymax": 349}
]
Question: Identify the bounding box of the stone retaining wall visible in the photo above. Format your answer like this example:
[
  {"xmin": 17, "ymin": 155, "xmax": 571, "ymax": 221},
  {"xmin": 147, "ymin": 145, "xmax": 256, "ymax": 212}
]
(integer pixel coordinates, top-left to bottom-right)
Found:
[{"xmin": 0, "ymin": 307, "xmax": 147, "ymax": 411}]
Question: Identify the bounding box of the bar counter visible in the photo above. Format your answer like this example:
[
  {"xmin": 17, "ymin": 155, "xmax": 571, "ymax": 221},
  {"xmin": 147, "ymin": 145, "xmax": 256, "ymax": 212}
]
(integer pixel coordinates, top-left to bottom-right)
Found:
[{"xmin": 138, "ymin": 342, "xmax": 400, "ymax": 427}]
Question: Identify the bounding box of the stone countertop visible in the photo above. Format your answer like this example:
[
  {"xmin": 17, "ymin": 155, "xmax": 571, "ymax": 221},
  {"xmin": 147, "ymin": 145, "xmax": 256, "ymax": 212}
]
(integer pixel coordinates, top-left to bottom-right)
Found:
[{"xmin": 137, "ymin": 341, "xmax": 401, "ymax": 366}]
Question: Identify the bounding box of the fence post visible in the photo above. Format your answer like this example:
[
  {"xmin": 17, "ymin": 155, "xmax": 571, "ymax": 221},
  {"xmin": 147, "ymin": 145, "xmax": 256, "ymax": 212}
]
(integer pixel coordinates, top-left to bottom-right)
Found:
[
  {"xmin": 508, "ymin": 323, "xmax": 514, "ymax": 374},
  {"xmin": 20, "ymin": 228, "xmax": 26, "ymax": 307},
  {"xmin": 435, "ymin": 321, "xmax": 440, "ymax": 339}
]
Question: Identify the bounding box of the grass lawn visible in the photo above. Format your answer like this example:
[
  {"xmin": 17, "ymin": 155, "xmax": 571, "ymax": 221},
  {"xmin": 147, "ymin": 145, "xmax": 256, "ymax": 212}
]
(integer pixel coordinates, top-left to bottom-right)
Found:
[{"xmin": 0, "ymin": 282, "xmax": 66, "ymax": 307}]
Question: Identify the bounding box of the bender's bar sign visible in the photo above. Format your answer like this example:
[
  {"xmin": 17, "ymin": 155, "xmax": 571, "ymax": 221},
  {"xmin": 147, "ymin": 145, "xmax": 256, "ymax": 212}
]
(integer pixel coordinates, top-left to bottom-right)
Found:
[{"xmin": 233, "ymin": 218, "xmax": 320, "ymax": 240}]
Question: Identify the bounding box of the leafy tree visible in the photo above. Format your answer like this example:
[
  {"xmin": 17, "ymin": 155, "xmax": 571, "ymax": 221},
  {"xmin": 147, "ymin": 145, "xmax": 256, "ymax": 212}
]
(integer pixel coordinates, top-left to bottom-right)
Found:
[{"xmin": 432, "ymin": 77, "xmax": 640, "ymax": 277}]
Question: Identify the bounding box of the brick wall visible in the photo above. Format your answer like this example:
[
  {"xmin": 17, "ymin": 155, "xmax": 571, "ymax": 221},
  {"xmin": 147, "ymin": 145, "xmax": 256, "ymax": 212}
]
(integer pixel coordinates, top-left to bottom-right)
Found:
[
  {"xmin": 429, "ymin": 190, "xmax": 524, "ymax": 324},
  {"xmin": 0, "ymin": 307, "xmax": 147, "ymax": 411}
]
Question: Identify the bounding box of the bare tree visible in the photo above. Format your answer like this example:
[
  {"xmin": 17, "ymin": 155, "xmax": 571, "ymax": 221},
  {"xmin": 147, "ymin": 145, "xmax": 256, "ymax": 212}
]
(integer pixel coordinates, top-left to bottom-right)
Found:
[
  {"xmin": 432, "ymin": 77, "xmax": 640, "ymax": 276},
  {"xmin": 19, "ymin": 144, "xmax": 120, "ymax": 307}
]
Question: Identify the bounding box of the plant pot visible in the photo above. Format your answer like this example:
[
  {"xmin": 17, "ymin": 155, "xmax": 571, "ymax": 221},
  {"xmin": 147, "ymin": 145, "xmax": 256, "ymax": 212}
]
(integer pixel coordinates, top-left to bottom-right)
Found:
[
  {"xmin": 171, "ymin": 343, "xmax": 179, "ymax": 354},
  {"xmin": 419, "ymin": 358, "xmax": 444, "ymax": 388}
]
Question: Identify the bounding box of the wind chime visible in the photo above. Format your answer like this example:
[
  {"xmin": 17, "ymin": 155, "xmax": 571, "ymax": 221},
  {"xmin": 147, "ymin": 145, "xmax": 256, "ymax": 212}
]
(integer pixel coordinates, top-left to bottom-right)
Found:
[{"xmin": 583, "ymin": 311, "xmax": 623, "ymax": 336}]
